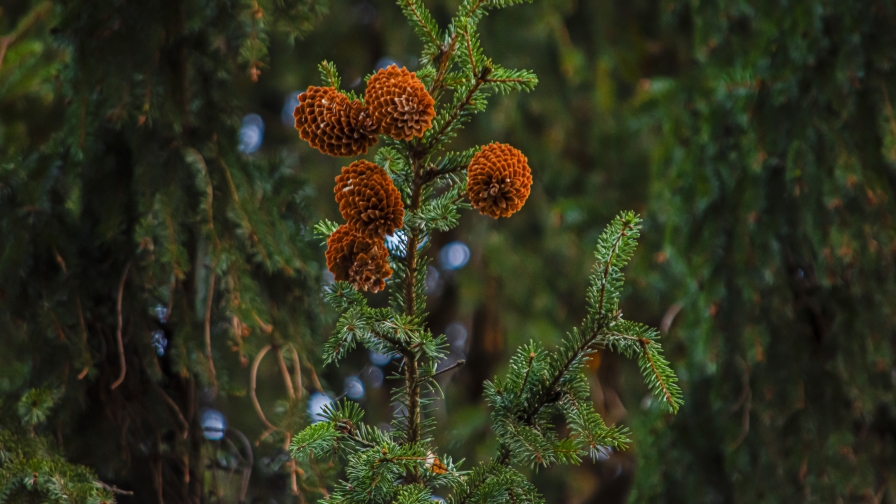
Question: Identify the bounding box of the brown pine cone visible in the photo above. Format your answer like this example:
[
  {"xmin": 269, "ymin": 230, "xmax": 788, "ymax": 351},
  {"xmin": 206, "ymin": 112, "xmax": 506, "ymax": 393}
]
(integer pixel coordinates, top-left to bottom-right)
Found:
[
  {"xmin": 293, "ymin": 86, "xmax": 378, "ymax": 156},
  {"xmin": 467, "ymin": 143, "xmax": 533, "ymax": 219},
  {"xmin": 335, "ymin": 160, "xmax": 404, "ymax": 239},
  {"xmin": 325, "ymin": 225, "xmax": 393, "ymax": 293},
  {"xmin": 365, "ymin": 65, "xmax": 435, "ymax": 140}
]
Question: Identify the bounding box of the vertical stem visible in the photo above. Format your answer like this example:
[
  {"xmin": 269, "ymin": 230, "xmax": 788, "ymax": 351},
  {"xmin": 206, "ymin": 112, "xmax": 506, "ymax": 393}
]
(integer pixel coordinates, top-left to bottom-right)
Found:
[
  {"xmin": 403, "ymin": 150, "xmax": 424, "ymax": 444},
  {"xmin": 404, "ymin": 356, "xmax": 421, "ymax": 444},
  {"xmin": 204, "ymin": 271, "xmax": 217, "ymax": 390}
]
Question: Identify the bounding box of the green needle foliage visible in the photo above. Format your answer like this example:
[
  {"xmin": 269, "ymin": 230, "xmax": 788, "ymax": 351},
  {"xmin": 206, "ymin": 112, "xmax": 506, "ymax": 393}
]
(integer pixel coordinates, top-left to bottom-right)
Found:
[
  {"xmin": 1, "ymin": 389, "xmax": 116, "ymax": 503},
  {"xmin": 628, "ymin": 1, "xmax": 896, "ymax": 502},
  {"xmin": 289, "ymin": 2, "xmax": 681, "ymax": 503}
]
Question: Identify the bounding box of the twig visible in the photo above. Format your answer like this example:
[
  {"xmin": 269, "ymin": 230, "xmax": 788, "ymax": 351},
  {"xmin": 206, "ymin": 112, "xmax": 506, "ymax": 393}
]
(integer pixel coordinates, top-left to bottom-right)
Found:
[
  {"xmin": 287, "ymin": 345, "xmax": 303, "ymax": 397},
  {"xmin": 53, "ymin": 248, "xmax": 67, "ymax": 274},
  {"xmin": 249, "ymin": 345, "xmax": 279, "ymax": 434},
  {"xmin": 307, "ymin": 363, "xmax": 324, "ymax": 393},
  {"xmin": 226, "ymin": 427, "xmax": 254, "ymax": 503},
  {"xmin": 429, "ymin": 34, "xmax": 459, "ymax": 97},
  {"xmin": 464, "ymin": 24, "xmax": 477, "ymax": 76},
  {"xmin": 154, "ymin": 384, "xmax": 189, "ymax": 440},
  {"xmin": 660, "ymin": 302, "xmax": 683, "ymax": 334},
  {"xmin": 729, "ymin": 357, "xmax": 751, "ymax": 450},
  {"xmin": 402, "ymin": 0, "xmax": 440, "ymax": 46},
  {"xmin": 254, "ymin": 313, "xmax": 273, "ymax": 334},
  {"xmin": 343, "ymin": 431, "xmax": 377, "ymax": 449},
  {"xmin": 421, "ymin": 163, "xmax": 465, "ymax": 185},
  {"xmin": 285, "ymin": 435, "xmax": 299, "ymax": 495},
  {"xmin": 97, "ymin": 481, "xmax": 134, "ymax": 495},
  {"xmin": 431, "ymin": 359, "xmax": 465, "ymax": 378},
  {"xmin": 164, "ymin": 277, "xmax": 176, "ymax": 323},
  {"xmin": 276, "ymin": 346, "xmax": 295, "ymax": 399},
  {"xmin": 204, "ymin": 271, "xmax": 217, "ymax": 389},
  {"xmin": 426, "ymin": 75, "xmax": 487, "ymax": 151},
  {"xmin": 76, "ymin": 296, "xmax": 90, "ymax": 379},
  {"xmin": 110, "ymin": 262, "xmax": 132, "ymax": 390}
]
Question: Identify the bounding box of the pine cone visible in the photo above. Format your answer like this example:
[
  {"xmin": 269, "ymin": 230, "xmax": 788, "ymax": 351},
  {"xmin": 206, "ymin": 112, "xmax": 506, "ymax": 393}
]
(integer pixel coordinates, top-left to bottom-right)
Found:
[
  {"xmin": 293, "ymin": 86, "xmax": 378, "ymax": 156},
  {"xmin": 467, "ymin": 143, "xmax": 533, "ymax": 218},
  {"xmin": 335, "ymin": 160, "xmax": 404, "ymax": 239},
  {"xmin": 365, "ymin": 65, "xmax": 435, "ymax": 140},
  {"xmin": 325, "ymin": 225, "xmax": 393, "ymax": 293}
]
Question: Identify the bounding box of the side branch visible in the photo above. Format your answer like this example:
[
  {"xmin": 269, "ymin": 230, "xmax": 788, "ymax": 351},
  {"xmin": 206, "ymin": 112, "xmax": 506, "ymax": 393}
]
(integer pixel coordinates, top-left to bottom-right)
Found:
[
  {"xmin": 638, "ymin": 338, "xmax": 674, "ymax": 408},
  {"xmin": 464, "ymin": 28, "xmax": 477, "ymax": 76},
  {"xmin": 403, "ymin": 0, "xmax": 440, "ymax": 46},
  {"xmin": 421, "ymin": 162, "xmax": 465, "ymax": 184},
  {"xmin": 97, "ymin": 481, "xmax": 134, "ymax": 496},
  {"xmin": 426, "ymin": 71, "xmax": 488, "ymax": 151},
  {"xmin": 484, "ymin": 77, "xmax": 537, "ymax": 85},
  {"xmin": 596, "ymin": 224, "xmax": 634, "ymax": 315},
  {"xmin": 431, "ymin": 359, "xmax": 465, "ymax": 378},
  {"xmin": 522, "ymin": 325, "xmax": 603, "ymax": 425},
  {"xmin": 430, "ymin": 34, "xmax": 459, "ymax": 97}
]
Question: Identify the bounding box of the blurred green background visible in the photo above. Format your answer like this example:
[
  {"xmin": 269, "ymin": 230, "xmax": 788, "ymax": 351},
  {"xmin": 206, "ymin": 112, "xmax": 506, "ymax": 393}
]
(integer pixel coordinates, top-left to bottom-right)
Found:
[{"xmin": 1, "ymin": 0, "xmax": 894, "ymax": 502}]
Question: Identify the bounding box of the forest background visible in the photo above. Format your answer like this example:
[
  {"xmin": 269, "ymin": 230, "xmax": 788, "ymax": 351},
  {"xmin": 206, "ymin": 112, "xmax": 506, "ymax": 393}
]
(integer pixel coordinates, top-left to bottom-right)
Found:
[{"xmin": 1, "ymin": 0, "xmax": 894, "ymax": 503}]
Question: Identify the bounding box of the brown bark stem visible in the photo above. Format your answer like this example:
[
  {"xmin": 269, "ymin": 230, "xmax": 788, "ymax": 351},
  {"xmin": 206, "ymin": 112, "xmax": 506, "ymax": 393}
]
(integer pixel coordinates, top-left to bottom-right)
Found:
[
  {"xmin": 204, "ymin": 271, "xmax": 217, "ymax": 389},
  {"xmin": 110, "ymin": 262, "xmax": 132, "ymax": 390},
  {"xmin": 249, "ymin": 345, "xmax": 279, "ymax": 436}
]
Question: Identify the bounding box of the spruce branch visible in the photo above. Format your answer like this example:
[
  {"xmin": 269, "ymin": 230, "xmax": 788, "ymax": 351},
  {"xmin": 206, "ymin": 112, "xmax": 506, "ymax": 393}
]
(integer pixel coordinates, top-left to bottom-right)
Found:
[
  {"xmin": 399, "ymin": 0, "xmax": 442, "ymax": 50},
  {"xmin": 291, "ymin": 2, "xmax": 681, "ymax": 501},
  {"xmin": 518, "ymin": 214, "xmax": 638, "ymax": 423},
  {"xmin": 429, "ymin": 34, "xmax": 461, "ymax": 96},
  {"xmin": 319, "ymin": 60, "xmax": 342, "ymax": 89},
  {"xmin": 425, "ymin": 68, "xmax": 490, "ymax": 151},
  {"xmin": 601, "ymin": 320, "xmax": 682, "ymax": 413}
]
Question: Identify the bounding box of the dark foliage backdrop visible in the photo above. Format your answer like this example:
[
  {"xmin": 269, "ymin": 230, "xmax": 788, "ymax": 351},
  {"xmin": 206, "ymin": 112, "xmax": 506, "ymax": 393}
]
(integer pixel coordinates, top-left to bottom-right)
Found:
[{"xmin": 1, "ymin": 0, "xmax": 893, "ymax": 502}]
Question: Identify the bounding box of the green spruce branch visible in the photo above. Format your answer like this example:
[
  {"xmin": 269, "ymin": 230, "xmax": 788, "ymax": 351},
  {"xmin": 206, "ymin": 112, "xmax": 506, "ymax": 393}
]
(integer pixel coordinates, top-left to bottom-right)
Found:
[{"xmin": 291, "ymin": 1, "xmax": 682, "ymax": 503}]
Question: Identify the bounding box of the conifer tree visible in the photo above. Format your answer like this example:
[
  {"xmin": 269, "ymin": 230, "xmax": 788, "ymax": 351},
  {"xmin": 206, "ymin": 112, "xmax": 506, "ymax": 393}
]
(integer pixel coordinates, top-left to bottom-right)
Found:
[
  {"xmin": 1, "ymin": 1, "xmax": 328, "ymax": 501},
  {"xmin": 627, "ymin": 2, "xmax": 896, "ymax": 502},
  {"xmin": 288, "ymin": 2, "xmax": 682, "ymax": 503}
]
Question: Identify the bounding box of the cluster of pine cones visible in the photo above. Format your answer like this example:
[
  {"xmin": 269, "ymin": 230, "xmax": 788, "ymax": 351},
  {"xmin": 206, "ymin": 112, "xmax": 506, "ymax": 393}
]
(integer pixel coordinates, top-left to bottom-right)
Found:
[
  {"xmin": 293, "ymin": 65, "xmax": 435, "ymax": 157},
  {"xmin": 293, "ymin": 65, "xmax": 533, "ymax": 292}
]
